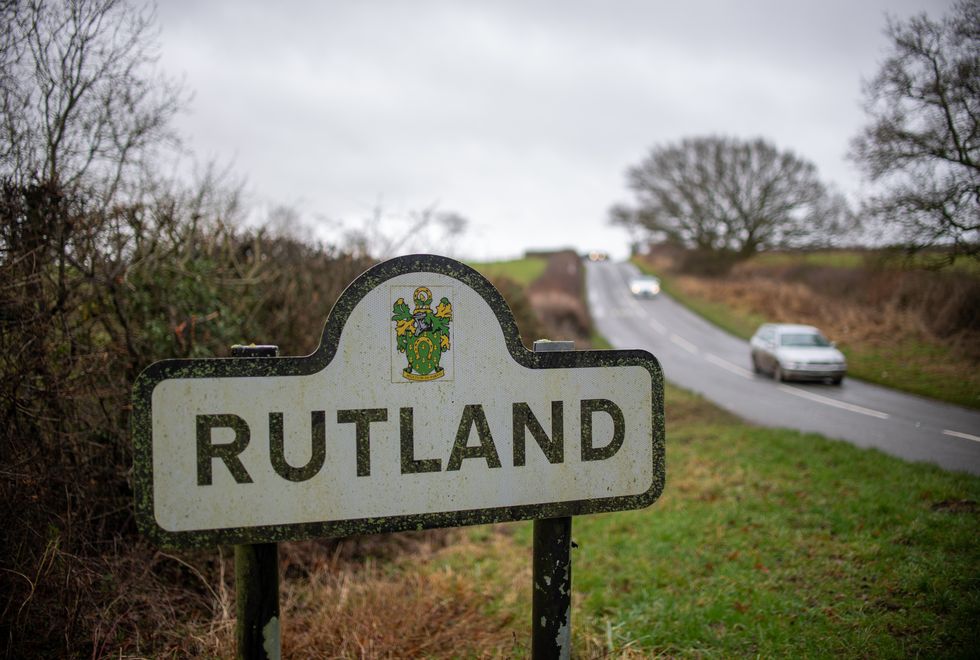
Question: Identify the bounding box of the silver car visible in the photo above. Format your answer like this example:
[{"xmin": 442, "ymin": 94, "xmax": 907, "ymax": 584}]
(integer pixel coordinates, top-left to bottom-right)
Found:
[{"xmin": 750, "ymin": 323, "xmax": 847, "ymax": 385}]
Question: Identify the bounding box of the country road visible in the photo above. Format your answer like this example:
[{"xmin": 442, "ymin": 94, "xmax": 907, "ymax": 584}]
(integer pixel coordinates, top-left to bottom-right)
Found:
[{"xmin": 586, "ymin": 260, "xmax": 980, "ymax": 476}]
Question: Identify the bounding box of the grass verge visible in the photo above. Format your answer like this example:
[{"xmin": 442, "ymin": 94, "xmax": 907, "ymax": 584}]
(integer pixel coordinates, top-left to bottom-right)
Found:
[
  {"xmin": 651, "ymin": 270, "xmax": 761, "ymax": 341},
  {"xmin": 632, "ymin": 257, "xmax": 980, "ymax": 408},
  {"xmin": 468, "ymin": 256, "xmax": 549, "ymax": 287},
  {"xmin": 423, "ymin": 383, "xmax": 980, "ymax": 657}
]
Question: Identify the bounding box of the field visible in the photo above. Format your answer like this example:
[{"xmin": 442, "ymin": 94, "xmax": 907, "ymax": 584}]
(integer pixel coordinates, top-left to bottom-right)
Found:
[
  {"xmin": 634, "ymin": 248, "xmax": 980, "ymax": 409},
  {"xmin": 467, "ymin": 256, "xmax": 549, "ymax": 287}
]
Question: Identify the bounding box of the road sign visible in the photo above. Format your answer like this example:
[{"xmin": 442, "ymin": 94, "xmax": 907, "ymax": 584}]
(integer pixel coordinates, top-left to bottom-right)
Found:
[{"xmin": 132, "ymin": 255, "xmax": 665, "ymax": 547}]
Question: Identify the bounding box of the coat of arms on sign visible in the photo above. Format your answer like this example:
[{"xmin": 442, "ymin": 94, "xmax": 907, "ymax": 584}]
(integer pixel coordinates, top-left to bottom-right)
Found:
[{"xmin": 392, "ymin": 286, "xmax": 453, "ymax": 381}]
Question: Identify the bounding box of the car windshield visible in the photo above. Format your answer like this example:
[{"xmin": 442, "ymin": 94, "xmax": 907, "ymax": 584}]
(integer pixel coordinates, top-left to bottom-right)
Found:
[{"xmin": 780, "ymin": 332, "xmax": 831, "ymax": 347}]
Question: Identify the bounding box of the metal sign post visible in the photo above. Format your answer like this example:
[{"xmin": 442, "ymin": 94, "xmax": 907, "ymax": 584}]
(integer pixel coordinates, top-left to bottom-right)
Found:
[
  {"xmin": 532, "ymin": 340, "xmax": 574, "ymax": 659},
  {"xmin": 131, "ymin": 255, "xmax": 666, "ymax": 653},
  {"xmin": 230, "ymin": 344, "xmax": 280, "ymax": 660}
]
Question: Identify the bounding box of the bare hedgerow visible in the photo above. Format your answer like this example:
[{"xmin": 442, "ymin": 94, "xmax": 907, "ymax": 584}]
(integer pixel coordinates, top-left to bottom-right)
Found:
[
  {"xmin": 0, "ymin": 174, "xmax": 372, "ymax": 656},
  {"xmin": 528, "ymin": 250, "xmax": 592, "ymax": 345}
]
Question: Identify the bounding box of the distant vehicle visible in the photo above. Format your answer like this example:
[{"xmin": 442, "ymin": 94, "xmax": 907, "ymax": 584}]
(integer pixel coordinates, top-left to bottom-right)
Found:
[
  {"xmin": 629, "ymin": 274, "xmax": 661, "ymax": 298},
  {"xmin": 750, "ymin": 323, "xmax": 847, "ymax": 385}
]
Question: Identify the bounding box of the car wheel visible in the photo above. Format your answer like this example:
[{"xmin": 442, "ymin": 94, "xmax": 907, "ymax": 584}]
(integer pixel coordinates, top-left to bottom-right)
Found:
[
  {"xmin": 774, "ymin": 364, "xmax": 786, "ymax": 382},
  {"xmin": 831, "ymin": 376, "xmax": 843, "ymax": 385},
  {"xmin": 751, "ymin": 355, "xmax": 762, "ymax": 374}
]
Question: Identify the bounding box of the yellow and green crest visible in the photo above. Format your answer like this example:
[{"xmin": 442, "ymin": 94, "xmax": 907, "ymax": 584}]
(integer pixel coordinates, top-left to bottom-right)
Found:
[{"xmin": 392, "ymin": 286, "xmax": 452, "ymax": 381}]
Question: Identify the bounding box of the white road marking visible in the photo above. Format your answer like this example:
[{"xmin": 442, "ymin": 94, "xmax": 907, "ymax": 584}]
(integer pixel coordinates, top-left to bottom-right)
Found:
[
  {"xmin": 624, "ymin": 293, "xmax": 645, "ymax": 314},
  {"xmin": 943, "ymin": 429, "xmax": 980, "ymax": 443},
  {"xmin": 777, "ymin": 385, "xmax": 890, "ymax": 419},
  {"xmin": 648, "ymin": 318, "xmax": 666, "ymax": 334},
  {"xmin": 705, "ymin": 353, "xmax": 753, "ymax": 379},
  {"xmin": 670, "ymin": 334, "xmax": 698, "ymax": 354}
]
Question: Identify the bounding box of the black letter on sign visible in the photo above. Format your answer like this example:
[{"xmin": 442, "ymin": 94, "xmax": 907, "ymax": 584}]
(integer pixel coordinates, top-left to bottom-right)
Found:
[
  {"xmin": 448, "ymin": 404, "xmax": 502, "ymax": 471},
  {"xmin": 580, "ymin": 399, "xmax": 625, "ymax": 461},
  {"xmin": 338, "ymin": 408, "xmax": 388, "ymax": 477},
  {"xmin": 400, "ymin": 407, "xmax": 441, "ymax": 474},
  {"xmin": 269, "ymin": 411, "xmax": 327, "ymax": 482},
  {"xmin": 513, "ymin": 401, "xmax": 564, "ymax": 466},
  {"xmin": 196, "ymin": 414, "xmax": 252, "ymax": 485}
]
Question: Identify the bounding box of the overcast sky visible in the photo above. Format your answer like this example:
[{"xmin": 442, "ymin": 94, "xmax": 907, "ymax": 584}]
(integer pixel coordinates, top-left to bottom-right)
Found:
[{"xmin": 156, "ymin": 0, "xmax": 953, "ymax": 261}]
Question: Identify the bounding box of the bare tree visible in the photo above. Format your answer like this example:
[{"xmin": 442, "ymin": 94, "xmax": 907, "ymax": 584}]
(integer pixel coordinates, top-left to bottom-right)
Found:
[
  {"xmin": 0, "ymin": 0, "xmax": 185, "ymax": 201},
  {"xmin": 611, "ymin": 136, "xmax": 851, "ymax": 260},
  {"xmin": 850, "ymin": 0, "xmax": 979, "ymax": 262},
  {"xmin": 341, "ymin": 203, "xmax": 469, "ymax": 258}
]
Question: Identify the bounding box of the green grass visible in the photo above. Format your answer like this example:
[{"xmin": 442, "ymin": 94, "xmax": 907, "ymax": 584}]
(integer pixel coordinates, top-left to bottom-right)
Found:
[
  {"xmin": 843, "ymin": 340, "xmax": 980, "ymax": 409},
  {"xmin": 468, "ymin": 256, "xmax": 548, "ymax": 287},
  {"xmin": 434, "ymin": 384, "xmax": 980, "ymax": 657},
  {"xmin": 749, "ymin": 249, "xmax": 980, "ymax": 275},
  {"xmin": 589, "ymin": 330, "xmax": 613, "ymax": 350}
]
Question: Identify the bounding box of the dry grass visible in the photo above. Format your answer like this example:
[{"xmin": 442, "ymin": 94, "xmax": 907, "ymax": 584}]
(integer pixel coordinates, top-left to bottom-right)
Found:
[
  {"xmin": 674, "ymin": 274, "xmax": 922, "ymax": 347},
  {"xmin": 283, "ymin": 566, "xmax": 515, "ymax": 658},
  {"xmin": 265, "ymin": 529, "xmax": 526, "ymax": 659},
  {"xmin": 640, "ymin": 248, "xmax": 980, "ymax": 405},
  {"xmin": 167, "ymin": 529, "xmax": 524, "ymax": 658}
]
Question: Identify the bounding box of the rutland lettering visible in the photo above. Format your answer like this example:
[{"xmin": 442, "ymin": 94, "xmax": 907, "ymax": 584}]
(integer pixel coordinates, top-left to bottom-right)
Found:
[
  {"xmin": 269, "ymin": 411, "xmax": 327, "ymax": 482},
  {"xmin": 191, "ymin": 400, "xmax": 635, "ymax": 484},
  {"xmin": 513, "ymin": 401, "xmax": 564, "ymax": 466},
  {"xmin": 196, "ymin": 414, "xmax": 253, "ymax": 485},
  {"xmin": 580, "ymin": 399, "xmax": 626, "ymax": 461},
  {"xmin": 337, "ymin": 408, "xmax": 387, "ymax": 477}
]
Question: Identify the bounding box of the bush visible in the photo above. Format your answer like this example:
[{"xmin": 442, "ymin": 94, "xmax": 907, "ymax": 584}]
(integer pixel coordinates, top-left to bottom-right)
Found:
[
  {"xmin": 488, "ymin": 275, "xmax": 549, "ymax": 348},
  {"xmin": 0, "ymin": 177, "xmax": 371, "ymax": 656}
]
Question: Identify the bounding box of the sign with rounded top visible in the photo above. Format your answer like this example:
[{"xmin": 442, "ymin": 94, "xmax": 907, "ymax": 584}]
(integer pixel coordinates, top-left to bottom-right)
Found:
[{"xmin": 132, "ymin": 255, "xmax": 665, "ymax": 548}]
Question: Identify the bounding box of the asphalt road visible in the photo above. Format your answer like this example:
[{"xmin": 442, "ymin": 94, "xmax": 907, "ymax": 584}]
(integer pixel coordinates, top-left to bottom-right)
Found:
[{"xmin": 586, "ymin": 260, "xmax": 980, "ymax": 476}]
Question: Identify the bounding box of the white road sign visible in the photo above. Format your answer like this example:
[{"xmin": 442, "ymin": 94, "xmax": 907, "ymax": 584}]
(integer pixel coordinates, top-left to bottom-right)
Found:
[{"xmin": 132, "ymin": 255, "xmax": 664, "ymax": 547}]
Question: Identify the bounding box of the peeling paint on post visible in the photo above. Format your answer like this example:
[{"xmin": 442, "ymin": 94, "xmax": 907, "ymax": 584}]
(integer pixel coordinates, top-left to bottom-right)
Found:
[
  {"xmin": 132, "ymin": 255, "xmax": 665, "ymax": 548},
  {"xmin": 235, "ymin": 542, "xmax": 279, "ymax": 660}
]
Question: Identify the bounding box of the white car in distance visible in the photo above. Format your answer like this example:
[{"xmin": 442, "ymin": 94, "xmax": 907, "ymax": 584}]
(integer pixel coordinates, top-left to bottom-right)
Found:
[{"xmin": 629, "ymin": 275, "xmax": 661, "ymax": 298}]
